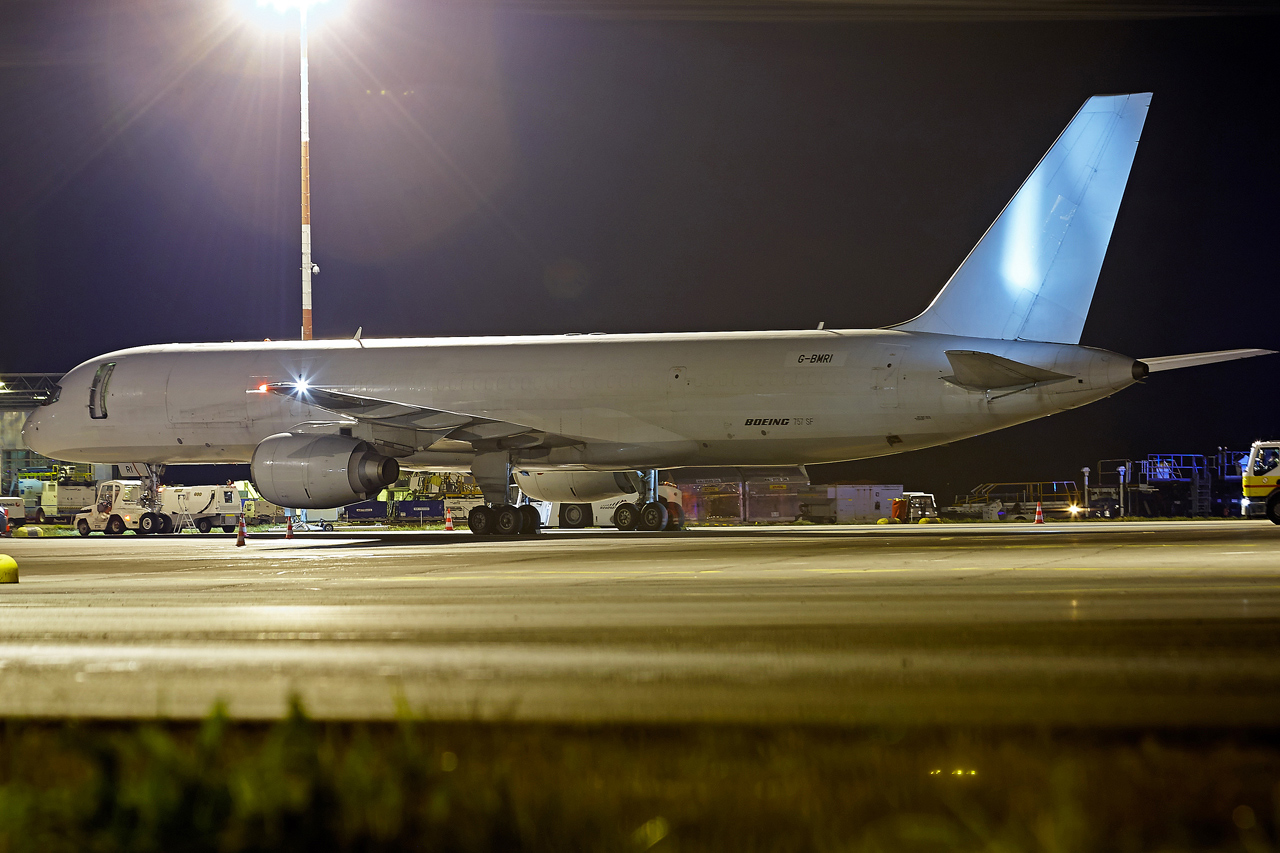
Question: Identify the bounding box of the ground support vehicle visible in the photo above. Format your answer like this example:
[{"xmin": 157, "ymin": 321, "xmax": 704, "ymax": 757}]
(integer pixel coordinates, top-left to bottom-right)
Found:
[
  {"xmin": 798, "ymin": 485, "xmax": 902, "ymax": 523},
  {"xmin": 890, "ymin": 492, "xmax": 940, "ymax": 523},
  {"xmin": 74, "ymin": 480, "xmax": 243, "ymax": 536},
  {"xmin": 18, "ymin": 478, "xmax": 97, "ymax": 524},
  {"xmin": 1242, "ymin": 441, "xmax": 1280, "ymax": 523},
  {"xmin": 0, "ymin": 496, "xmax": 21, "ymax": 536},
  {"xmin": 943, "ymin": 481, "xmax": 1081, "ymax": 521},
  {"xmin": 160, "ymin": 485, "xmax": 242, "ymax": 533}
]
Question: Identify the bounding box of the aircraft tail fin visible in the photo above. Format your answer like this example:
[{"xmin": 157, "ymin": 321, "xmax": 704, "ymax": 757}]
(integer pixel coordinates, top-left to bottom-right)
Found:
[{"xmin": 894, "ymin": 93, "xmax": 1152, "ymax": 344}]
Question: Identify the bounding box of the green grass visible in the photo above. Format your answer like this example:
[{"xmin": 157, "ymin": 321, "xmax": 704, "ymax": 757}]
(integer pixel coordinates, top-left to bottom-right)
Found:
[{"xmin": 1, "ymin": 701, "xmax": 1276, "ymax": 852}]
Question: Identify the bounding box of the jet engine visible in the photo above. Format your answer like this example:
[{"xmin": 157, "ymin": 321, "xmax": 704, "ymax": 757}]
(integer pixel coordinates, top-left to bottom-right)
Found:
[
  {"xmin": 251, "ymin": 433, "xmax": 399, "ymax": 509},
  {"xmin": 516, "ymin": 470, "xmax": 640, "ymax": 504}
]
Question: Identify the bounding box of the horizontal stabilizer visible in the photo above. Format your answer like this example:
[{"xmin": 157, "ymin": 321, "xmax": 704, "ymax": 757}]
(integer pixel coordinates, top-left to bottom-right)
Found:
[
  {"xmin": 1138, "ymin": 348, "xmax": 1276, "ymax": 373},
  {"xmin": 942, "ymin": 350, "xmax": 1074, "ymax": 392}
]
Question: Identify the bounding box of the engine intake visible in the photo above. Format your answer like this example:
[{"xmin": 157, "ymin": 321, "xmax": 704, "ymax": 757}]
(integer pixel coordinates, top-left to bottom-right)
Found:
[{"xmin": 251, "ymin": 433, "xmax": 399, "ymax": 509}]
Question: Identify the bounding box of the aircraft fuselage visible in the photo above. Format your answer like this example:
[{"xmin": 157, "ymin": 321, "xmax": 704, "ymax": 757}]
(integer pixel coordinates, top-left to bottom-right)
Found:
[{"xmin": 22, "ymin": 329, "xmax": 1142, "ymax": 472}]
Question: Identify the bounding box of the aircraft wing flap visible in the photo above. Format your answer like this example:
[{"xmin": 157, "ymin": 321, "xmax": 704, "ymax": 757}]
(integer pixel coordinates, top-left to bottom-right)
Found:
[{"xmin": 942, "ymin": 350, "xmax": 1074, "ymax": 392}]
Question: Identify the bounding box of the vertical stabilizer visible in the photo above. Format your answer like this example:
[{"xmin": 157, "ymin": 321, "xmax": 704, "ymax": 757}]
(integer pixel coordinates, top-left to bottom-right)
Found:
[{"xmin": 894, "ymin": 93, "xmax": 1151, "ymax": 344}]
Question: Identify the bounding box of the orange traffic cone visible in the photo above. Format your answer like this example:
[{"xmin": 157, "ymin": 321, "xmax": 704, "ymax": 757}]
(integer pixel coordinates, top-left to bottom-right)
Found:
[
  {"xmin": 286, "ymin": 516, "xmax": 294, "ymax": 540},
  {"xmin": 444, "ymin": 508, "xmax": 454, "ymax": 531},
  {"xmin": 1033, "ymin": 502, "xmax": 1045, "ymax": 524},
  {"xmin": 236, "ymin": 514, "xmax": 247, "ymax": 546}
]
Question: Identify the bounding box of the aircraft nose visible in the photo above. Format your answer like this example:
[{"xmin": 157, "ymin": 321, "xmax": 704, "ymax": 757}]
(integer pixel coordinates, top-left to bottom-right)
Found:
[{"xmin": 21, "ymin": 408, "xmax": 52, "ymax": 456}]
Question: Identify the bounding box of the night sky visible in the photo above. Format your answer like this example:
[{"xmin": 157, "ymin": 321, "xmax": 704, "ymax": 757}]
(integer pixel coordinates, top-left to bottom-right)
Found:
[{"xmin": 1, "ymin": 1, "xmax": 1277, "ymax": 499}]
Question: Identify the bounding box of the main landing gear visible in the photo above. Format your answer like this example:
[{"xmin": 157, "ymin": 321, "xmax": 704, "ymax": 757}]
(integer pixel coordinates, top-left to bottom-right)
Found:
[
  {"xmin": 612, "ymin": 498, "xmax": 683, "ymax": 531},
  {"xmin": 467, "ymin": 503, "xmax": 542, "ymax": 536},
  {"xmin": 609, "ymin": 469, "xmax": 684, "ymax": 532}
]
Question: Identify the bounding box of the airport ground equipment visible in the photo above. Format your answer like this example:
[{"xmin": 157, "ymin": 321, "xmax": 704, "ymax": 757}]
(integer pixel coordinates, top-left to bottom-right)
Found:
[
  {"xmin": 1094, "ymin": 453, "xmax": 1249, "ymax": 517},
  {"xmin": 15, "ymin": 463, "xmax": 97, "ymax": 522},
  {"xmin": 1242, "ymin": 441, "xmax": 1280, "ymax": 523},
  {"xmin": 0, "ymin": 497, "xmax": 20, "ymax": 536},
  {"xmin": 892, "ymin": 492, "xmax": 939, "ymax": 523},
  {"xmin": 74, "ymin": 480, "xmax": 243, "ymax": 536},
  {"xmin": 21, "ymin": 94, "xmax": 1277, "ymax": 535},
  {"xmin": 944, "ymin": 482, "xmax": 1081, "ymax": 521},
  {"xmin": 798, "ymin": 485, "xmax": 902, "ymax": 524}
]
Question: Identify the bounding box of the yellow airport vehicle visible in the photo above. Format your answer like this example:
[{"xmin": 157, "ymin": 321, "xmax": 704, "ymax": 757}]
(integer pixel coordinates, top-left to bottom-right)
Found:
[{"xmin": 1242, "ymin": 441, "xmax": 1280, "ymax": 523}]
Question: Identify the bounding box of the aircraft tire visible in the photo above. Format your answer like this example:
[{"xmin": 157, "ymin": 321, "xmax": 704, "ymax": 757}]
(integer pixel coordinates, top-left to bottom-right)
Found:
[
  {"xmin": 613, "ymin": 502, "xmax": 639, "ymax": 531},
  {"xmin": 495, "ymin": 505, "xmax": 524, "ymax": 535},
  {"xmin": 468, "ymin": 505, "xmax": 497, "ymax": 535},
  {"xmin": 559, "ymin": 503, "xmax": 590, "ymax": 529},
  {"xmin": 663, "ymin": 501, "xmax": 684, "ymax": 531},
  {"xmin": 77, "ymin": 520, "xmax": 91, "ymax": 537},
  {"xmin": 637, "ymin": 501, "xmax": 669, "ymax": 531},
  {"xmin": 1266, "ymin": 493, "xmax": 1280, "ymax": 525},
  {"xmin": 519, "ymin": 504, "xmax": 542, "ymax": 534}
]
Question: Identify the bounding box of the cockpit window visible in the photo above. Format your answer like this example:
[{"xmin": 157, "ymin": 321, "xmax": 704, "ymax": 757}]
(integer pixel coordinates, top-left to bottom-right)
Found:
[
  {"xmin": 89, "ymin": 362, "xmax": 115, "ymax": 419},
  {"xmin": 41, "ymin": 385, "xmax": 61, "ymax": 406},
  {"xmin": 1253, "ymin": 448, "xmax": 1280, "ymax": 477}
]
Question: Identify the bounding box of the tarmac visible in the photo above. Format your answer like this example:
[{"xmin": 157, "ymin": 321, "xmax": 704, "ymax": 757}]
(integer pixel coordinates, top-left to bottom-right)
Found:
[{"xmin": 1, "ymin": 521, "xmax": 1278, "ymax": 725}]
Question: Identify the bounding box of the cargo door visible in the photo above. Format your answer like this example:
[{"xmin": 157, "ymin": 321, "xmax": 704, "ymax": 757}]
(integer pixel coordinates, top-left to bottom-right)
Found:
[{"xmin": 166, "ymin": 354, "xmax": 252, "ymax": 427}]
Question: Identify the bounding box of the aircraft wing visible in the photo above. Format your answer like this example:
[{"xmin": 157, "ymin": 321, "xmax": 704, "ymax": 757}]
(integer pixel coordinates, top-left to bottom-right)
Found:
[
  {"xmin": 263, "ymin": 383, "xmax": 557, "ymax": 453},
  {"xmin": 1138, "ymin": 348, "xmax": 1276, "ymax": 373}
]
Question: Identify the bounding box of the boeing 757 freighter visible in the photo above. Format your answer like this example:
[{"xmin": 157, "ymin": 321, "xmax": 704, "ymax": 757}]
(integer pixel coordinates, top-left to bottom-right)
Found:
[{"xmin": 22, "ymin": 93, "xmax": 1275, "ymax": 533}]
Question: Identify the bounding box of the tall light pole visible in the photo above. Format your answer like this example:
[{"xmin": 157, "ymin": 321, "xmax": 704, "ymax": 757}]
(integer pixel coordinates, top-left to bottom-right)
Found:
[
  {"xmin": 298, "ymin": 3, "xmax": 316, "ymax": 341},
  {"xmin": 248, "ymin": 0, "xmax": 330, "ymax": 339}
]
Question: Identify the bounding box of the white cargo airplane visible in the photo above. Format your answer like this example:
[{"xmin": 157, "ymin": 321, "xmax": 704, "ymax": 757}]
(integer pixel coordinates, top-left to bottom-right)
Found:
[{"xmin": 22, "ymin": 93, "xmax": 1273, "ymax": 534}]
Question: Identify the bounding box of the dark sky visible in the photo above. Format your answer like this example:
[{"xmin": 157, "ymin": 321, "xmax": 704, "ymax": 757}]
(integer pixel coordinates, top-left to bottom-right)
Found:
[{"xmin": 1, "ymin": 0, "xmax": 1276, "ymax": 498}]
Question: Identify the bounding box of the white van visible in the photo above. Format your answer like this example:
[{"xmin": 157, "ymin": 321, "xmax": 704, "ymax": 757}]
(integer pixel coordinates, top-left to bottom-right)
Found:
[{"xmin": 0, "ymin": 496, "xmax": 23, "ymax": 536}]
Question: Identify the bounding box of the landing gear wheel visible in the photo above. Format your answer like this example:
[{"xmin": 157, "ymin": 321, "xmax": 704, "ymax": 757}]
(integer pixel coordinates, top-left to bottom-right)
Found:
[
  {"xmin": 138, "ymin": 513, "xmax": 160, "ymax": 535},
  {"xmin": 195, "ymin": 517, "xmax": 212, "ymax": 534},
  {"xmin": 105, "ymin": 516, "xmax": 126, "ymax": 536},
  {"xmin": 160, "ymin": 514, "xmax": 174, "ymax": 534},
  {"xmin": 613, "ymin": 502, "xmax": 639, "ymax": 531},
  {"xmin": 637, "ymin": 501, "xmax": 670, "ymax": 531},
  {"xmin": 1266, "ymin": 493, "xmax": 1280, "ymax": 525},
  {"xmin": 518, "ymin": 504, "xmax": 542, "ymax": 534},
  {"xmin": 468, "ymin": 505, "xmax": 497, "ymax": 535},
  {"xmin": 663, "ymin": 501, "xmax": 685, "ymax": 531},
  {"xmin": 495, "ymin": 505, "xmax": 524, "ymax": 535},
  {"xmin": 559, "ymin": 503, "xmax": 590, "ymax": 529},
  {"xmin": 77, "ymin": 519, "xmax": 91, "ymax": 537}
]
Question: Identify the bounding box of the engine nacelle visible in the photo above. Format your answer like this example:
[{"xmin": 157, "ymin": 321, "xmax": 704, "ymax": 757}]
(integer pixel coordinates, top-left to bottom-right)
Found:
[
  {"xmin": 516, "ymin": 470, "xmax": 640, "ymax": 504},
  {"xmin": 251, "ymin": 433, "xmax": 400, "ymax": 509}
]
